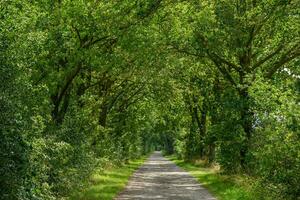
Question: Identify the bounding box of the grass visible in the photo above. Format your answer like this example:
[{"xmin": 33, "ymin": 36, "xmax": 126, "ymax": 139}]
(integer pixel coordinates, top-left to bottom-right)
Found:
[
  {"xmin": 167, "ymin": 156, "xmax": 256, "ymax": 200},
  {"xmin": 70, "ymin": 157, "xmax": 146, "ymax": 200}
]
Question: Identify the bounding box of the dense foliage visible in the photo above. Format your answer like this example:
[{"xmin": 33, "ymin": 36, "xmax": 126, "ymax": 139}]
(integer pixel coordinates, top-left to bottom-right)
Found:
[{"xmin": 0, "ymin": 1, "xmax": 299, "ymax": 199}]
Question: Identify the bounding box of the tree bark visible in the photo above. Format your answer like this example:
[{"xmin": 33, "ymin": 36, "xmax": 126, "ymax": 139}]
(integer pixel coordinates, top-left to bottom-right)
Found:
[
  {"xmin": 51, "ymin": 64, "xmax": 81, "ymax": 124},
  {"xmin": 239, "ymin": 87, "xmax": 253, "ymax": 170}
]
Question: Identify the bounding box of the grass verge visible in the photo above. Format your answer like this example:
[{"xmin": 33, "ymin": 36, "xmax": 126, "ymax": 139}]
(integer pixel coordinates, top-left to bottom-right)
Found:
[
  {"xmin": 70, "ymin": 157, "xmax": 147, "ymax": 200},
  {"xmin": 167, "ymin": 156, "xmax": 255, "ymax": 200}
]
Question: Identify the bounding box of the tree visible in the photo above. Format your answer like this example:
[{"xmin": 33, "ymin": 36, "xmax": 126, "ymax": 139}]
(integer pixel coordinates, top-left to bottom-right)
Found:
[{"xmin": 162, "ymin": 0, "xmax": 300, "ymax": 170}]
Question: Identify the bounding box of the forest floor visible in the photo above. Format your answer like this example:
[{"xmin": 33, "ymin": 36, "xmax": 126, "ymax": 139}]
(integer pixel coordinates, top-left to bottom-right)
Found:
[{"xmin": 115, "ymin": 151, "xmax": 216, "ymax": 200}]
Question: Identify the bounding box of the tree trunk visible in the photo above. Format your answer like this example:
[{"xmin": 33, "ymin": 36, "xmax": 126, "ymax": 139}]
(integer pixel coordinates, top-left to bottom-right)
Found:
[
  {"xmin": 208, "ymin": 143, "xmax": 215, "ymax": 164},
  {"xmin": 51, "ymin": 86, "xmax": 72, "ymax": 125},
  {"xmin": 99, "ymin": 103, "xmax": 108, "ymax": 127},
  {"xmin": 51, "ymin": 64, "xmax": 81, "ymax": 124},
  {"xmin": 239, "ymin": 87, "xmax": 253, "ymax": 170},
  {"xmin": 193, "ymin": 95, "xmax": 207, "ymax": 158}
]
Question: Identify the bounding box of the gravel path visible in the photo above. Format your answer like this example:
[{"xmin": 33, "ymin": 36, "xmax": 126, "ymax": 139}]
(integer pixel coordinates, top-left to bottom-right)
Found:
[{"xmin": 115, "ymin": 151, "xmax": 216, "ymax": 200}]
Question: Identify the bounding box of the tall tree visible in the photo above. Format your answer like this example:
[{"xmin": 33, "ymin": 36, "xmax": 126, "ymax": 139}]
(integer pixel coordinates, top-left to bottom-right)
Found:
[{"xmin": 162, "ymin": 0, "xmax": 300, "ymax": 169}]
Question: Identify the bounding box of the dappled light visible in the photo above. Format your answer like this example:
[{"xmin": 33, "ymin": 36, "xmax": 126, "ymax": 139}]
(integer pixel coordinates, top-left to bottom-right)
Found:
[
  {"xmin": 1, "ymin": 1, "xmax": 299, "ymax": 200},
  {"xmin": 116, "ymin": 152, "xmax": 216, "ymax": 200}
]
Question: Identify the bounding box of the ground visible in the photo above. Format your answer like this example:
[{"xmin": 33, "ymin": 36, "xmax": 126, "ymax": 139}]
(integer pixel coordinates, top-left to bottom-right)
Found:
[{"xmin": 115, "ymin": 151, "xmax": 216, "ymax": 200}]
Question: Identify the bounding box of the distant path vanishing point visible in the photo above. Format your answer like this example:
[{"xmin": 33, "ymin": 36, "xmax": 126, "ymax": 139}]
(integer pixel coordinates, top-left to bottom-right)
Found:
[{"xmin": 115, "ymin": 151, "xmax": 216, "ymax": 200}]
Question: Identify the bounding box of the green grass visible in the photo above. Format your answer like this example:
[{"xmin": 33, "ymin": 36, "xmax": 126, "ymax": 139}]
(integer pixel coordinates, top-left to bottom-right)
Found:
[
  {"xmin": 167, "ymin": 156, "xmax": 255, "ymax": 200},
  {"xmin": 70, "ymin": 157, "xmax": 146, "ymax": 200}
]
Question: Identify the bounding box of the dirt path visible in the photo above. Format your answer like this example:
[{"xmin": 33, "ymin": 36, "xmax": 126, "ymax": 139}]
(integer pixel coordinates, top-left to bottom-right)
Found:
[{"xmin": 115, "ymin": 151, "xmax": 216, "ymax": 200}]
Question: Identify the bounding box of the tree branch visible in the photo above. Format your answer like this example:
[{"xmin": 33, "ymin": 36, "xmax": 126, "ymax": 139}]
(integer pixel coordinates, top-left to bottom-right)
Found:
[
  {"xmin": 252, "ymin": 44, "xmax": 284, "ymax": 70},
  {"xmin": 168, "ymin": 43, "xmax": 202, "ymax": 57},
  {"xmin": 210, "ymin": 58, "xmax": 238, "ymax": 88},
  {"xmin": 265, "ymin": 44, "xmax": 300, "ymax": 78},
  {"xmin": 211, "ymin": 52, "xmax": 242, "ymax": 72},
  {"xmin": 71, "ymin": 25, "xmax": 82, "ymax": 43}
]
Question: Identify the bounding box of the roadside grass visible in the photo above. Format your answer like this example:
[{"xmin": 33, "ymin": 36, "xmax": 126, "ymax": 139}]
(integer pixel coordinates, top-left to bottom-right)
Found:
[
  {"xmin": 167, "ymin": 156, "xmax": 256, "ymax": 200},
  {"xmin": 70, "ymin": 157, "xmax": 146, "ymax": 200}
]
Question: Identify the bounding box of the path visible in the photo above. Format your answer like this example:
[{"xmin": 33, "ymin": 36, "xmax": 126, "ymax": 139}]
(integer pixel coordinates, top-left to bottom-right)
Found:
[{"xmin": 115, "ymin": 151, "xmax": 216, "ymax": 200}]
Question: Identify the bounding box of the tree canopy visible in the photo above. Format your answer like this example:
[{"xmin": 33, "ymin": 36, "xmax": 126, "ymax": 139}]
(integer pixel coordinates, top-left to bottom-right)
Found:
[{"xmin": 1, "ymin": 0, "xmax": 299, "ymax": 199}]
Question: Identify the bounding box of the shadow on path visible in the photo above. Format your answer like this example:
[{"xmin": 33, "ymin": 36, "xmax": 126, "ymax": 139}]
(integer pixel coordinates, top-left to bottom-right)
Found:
[{"xmin": 115, "ymin": 151, "xmax": 216, "ymax": 200}]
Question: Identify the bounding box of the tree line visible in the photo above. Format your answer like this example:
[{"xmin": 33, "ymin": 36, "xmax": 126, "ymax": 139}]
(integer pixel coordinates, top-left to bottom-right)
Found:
[{"xmin": 1, "ymin": 1, "xmax": 299, "ymax": 200}]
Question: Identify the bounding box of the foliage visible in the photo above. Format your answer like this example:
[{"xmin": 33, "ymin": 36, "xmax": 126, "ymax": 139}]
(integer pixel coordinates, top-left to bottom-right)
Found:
[
  {"xmin": 70, "ymin": 157, "xmax": 146, "ymax": 200},
  {"xmin": 0, "ymin": 0, "xmax": 299, "ymax": 199}
]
